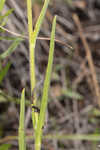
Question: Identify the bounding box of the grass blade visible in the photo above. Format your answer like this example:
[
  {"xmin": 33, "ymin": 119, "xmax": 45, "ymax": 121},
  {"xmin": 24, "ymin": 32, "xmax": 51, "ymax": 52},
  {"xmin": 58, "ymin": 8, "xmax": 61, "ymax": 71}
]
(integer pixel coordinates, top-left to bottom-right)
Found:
[
  {"xmin": 62, "ymin": 89, "xmax": 83, "ymax": 100},
  {"xmin": 44, "ymin": 134, "xmax": 100, "ymax": 141},
  {"xmin": 18, "ymin": 88, "xmax": 26, "ymax": 150},
  {"xmin": 0, "ymin": 62, "xmax": 11, "ymax": 84},
  {"xmin": 0, "ymin": 38, "xmax": 23, "ymax": 60},
  {"xmin": 35, "ymin": 16, "xmax": 56, "ymax": 150},
  {"xmin": 0, "ymin": 9, "xmax": 14, "ymax": 23},
  {"xmin": 0, "ymin": 0, "xmax": 6, "ymax": 12}
]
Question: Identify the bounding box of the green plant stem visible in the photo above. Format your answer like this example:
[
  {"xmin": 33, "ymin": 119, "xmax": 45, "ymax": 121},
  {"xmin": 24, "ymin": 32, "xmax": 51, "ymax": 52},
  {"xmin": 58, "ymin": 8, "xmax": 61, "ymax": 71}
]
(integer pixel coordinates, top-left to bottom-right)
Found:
[
  {"xmin": 2, "ymin": 134, "xmax": 100, "ymax": 144},
  {"xmin": 27, "ymin": 0, "xmax": 49, "ymax": 131},
  {"xmin": 27, "ymin": 0, "xmax": 49, "ymax": 95},
  {"xmin": 27, "ymin": 0, "xmax": 37, "ymax": 131},
  {"xmin": 26, "ymin": 0, "xmax": 35, "ymax": 94},
  {"xmin": 18, "ymin": 89, "xmax": 26, "ymax": 150}
]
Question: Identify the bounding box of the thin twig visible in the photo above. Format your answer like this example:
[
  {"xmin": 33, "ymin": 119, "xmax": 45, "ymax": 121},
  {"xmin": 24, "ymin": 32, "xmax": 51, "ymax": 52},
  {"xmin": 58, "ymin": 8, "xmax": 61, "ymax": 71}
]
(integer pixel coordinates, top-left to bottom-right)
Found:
[
  {"xmin": 0, "ymin": 25, "xmax": 73, "ymax": 50},
  {"xmin": 72, "ymin": 13, "xmax": 100, "ymax": 107}
]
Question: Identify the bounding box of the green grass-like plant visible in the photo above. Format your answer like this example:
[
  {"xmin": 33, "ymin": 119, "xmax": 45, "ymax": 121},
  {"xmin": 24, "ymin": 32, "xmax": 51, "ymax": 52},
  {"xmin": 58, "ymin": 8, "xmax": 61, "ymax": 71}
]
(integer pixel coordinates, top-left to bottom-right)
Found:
[
  {"xmin": 1, "ymin": 1, "xmax": 100, "ymax": 149},
  {"xmin": 0, "ymin": 1, "xmax": 23, "ymax": 87},
  {"xmin": 0, "ymin": 0, "xmax": 6, "ymax": 12},
  {"xmin": 0, "ymin": 38, "xmax": 23, "ymax": 60},
  {"xmin": 26, "ymin": 0, "xmax": 56, "ymax": 149},
  {"xmin": 18, "ymin": 89, "xmax": 26, "ymax": 150},
  {"xmin": 35, "ymin": 16, "xmax": 56, "ymax": 150},
  {"xmin": 27, "ymin": 0, "xmax": 49, "ymax": 94},
  {"xmin": 26, "ymin": 0, "xmax": 49, "ymax": 134}
]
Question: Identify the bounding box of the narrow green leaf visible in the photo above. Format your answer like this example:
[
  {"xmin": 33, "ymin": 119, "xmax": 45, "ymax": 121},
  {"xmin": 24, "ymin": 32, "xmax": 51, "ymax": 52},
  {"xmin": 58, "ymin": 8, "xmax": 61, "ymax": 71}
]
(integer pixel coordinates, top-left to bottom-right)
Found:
[
  {"xmin": 0, "ymin": 38, "xmax": 23, "ymax": 60},
  {"xmin": 0, "ymin": 17, "xmax": 8, "ymax": 27},
  {"xmin": 35, "ymin": 16, "xmax": 56, "ymax": 150},
  {"xmin": 31, "ymin": 0, "xmax": 49, "ymax": 46},
  {"xmin": 2, "ymin": 133, "xmax": 100, "ymax": 142},
  {"xmin": 0, "ymin": 89, "xmax": 30, "ymax": 105},
  {"xmin": 62, "ymin": 89, "xmax": 83, "ymax": 100},
  {"xmin": 39, "ymin": 16, "xmax": 56, "ymax": 128},
  {"xmin": 44, "ymin": 134, "xmax": 100, "ymax": 141},
  {"xmin": 0, "ymin": 0, "xmax": 6, "ymax": 12},
  {"xmin": 0, "ymin": 61, "xmax": 2, "ymax": 70},
  {"xmin": 0, "ymin": 9, "xmax": 14, "ymax": 22},
  {"xmin": 0, "ymin": 36, "xmax": 17, "ymax": 41},
  {"xmin": 0, "ymin": 62, "xmax": 11, "ymax": 84},
  {"xmin": 18, "ymin": 88, "xmax": 26, "ymax": 150},
  {"xmin": 0, "ymin": 144, "xmax": 11, "ymax": 150}
]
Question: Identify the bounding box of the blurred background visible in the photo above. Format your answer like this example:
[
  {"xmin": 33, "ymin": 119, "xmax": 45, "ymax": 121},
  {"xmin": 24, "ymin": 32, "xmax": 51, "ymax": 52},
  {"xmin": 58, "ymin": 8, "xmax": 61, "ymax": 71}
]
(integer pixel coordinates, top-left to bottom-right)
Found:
[{"xmin": 1, "ymin": 0, "xmax": 100, "ymax": 149}]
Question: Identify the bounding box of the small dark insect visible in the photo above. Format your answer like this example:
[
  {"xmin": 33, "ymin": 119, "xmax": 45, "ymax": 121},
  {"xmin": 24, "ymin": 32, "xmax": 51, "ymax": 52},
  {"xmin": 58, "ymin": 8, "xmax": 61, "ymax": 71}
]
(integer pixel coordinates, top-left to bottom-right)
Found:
[
  {"xmin": 32, "ymin": 105, "xmax": 40, "ymax": 113},
  {"xmin": 32, "ymin": 105, "xmax": 47, "ymax": 129}
]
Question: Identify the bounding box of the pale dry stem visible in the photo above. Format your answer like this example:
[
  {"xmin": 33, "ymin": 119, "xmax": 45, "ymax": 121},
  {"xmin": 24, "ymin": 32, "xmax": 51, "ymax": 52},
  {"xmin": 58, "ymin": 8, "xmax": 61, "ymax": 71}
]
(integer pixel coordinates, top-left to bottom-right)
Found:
[{"xmin": 72, "ymin": 13, "xmax": 100, "ymax": 107}]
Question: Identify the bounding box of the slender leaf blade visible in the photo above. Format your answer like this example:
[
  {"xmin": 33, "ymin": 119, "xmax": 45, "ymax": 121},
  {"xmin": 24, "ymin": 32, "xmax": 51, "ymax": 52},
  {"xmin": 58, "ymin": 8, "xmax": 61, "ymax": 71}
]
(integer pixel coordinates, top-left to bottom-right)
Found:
[
  {"xmin": 0, "ymin": 38, "xmax": 23, "ymax": 60},
  {"xmin": 0, "ymin": 9, "xmax": 14, "ymax": 22},
  {"xmin": 62, "ymin": 89, "xmax": 83, "ymax": 100},
  {"xmin": 35, "ymin": 16, "xmax": 56, "ymax": 150},
  {"xmin": 0, "ymin": 62, "xmax": 11, "ymax": 84},
  {"xmin": 18, "ymin": 88, "xmax": 26, "ymax": 150},
  {"xmin": 0, "ymin": 0, "xmax": 6, "ymax": 12}
]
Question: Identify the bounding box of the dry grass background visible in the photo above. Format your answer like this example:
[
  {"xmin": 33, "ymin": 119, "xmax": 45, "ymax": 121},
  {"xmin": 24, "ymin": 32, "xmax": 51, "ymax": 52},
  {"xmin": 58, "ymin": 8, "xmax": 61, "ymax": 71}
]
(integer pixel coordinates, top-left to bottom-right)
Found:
[{"xmin": 1, "ymin": 0, "xmax": 100, "ymax": 149}]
